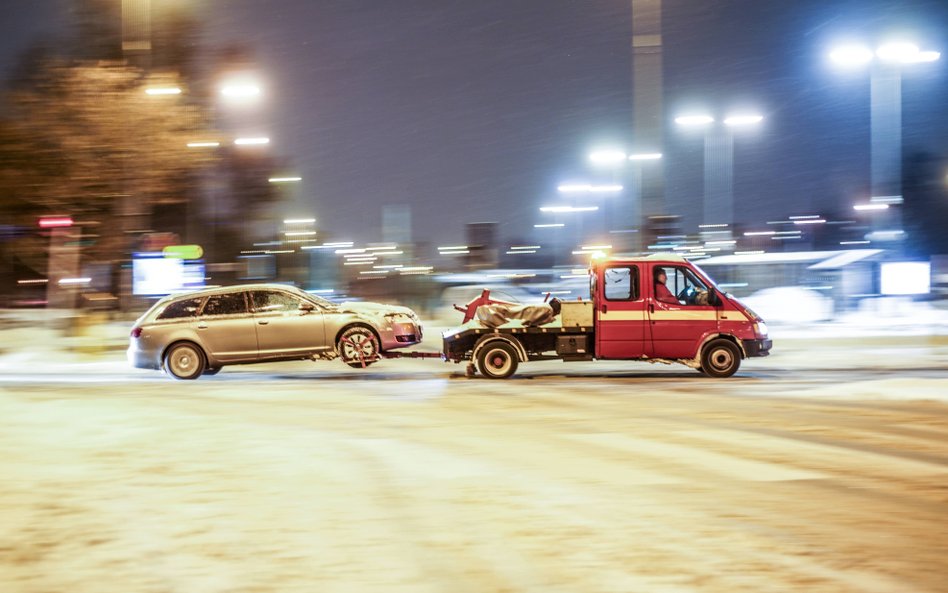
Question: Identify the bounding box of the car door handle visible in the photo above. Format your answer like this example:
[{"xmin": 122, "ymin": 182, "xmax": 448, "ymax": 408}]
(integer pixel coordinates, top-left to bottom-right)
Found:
[
  {"xmin": 649, "ymin": 304, "xmax": 654, "ymax": 313},
  {"xmin": 257, "ymin": 320, "xmax": 269, "ymax": 325},
  {"xmin": 197, "ymin": 322, "xmax": 208, "ymax": 330}
]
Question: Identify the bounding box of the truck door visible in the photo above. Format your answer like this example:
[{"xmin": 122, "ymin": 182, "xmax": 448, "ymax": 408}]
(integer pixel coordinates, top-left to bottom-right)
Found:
[
  {"xmin": 595, "ymin": 264, "xmax": 649, "ymax": 359},
  {"xmin": 648, "ymin": 264, "xmax": 718, "ymax": 359}
]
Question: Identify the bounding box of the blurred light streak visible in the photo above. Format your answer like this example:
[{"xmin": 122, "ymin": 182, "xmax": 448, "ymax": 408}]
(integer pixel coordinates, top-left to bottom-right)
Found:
[
  {"xmin": 17, "ymin": 279, "xmax": 48, "ymax": 285},
  {"xmin": 557, "ymin": 184, "xmax": 624, "ymax": 193},
  {"xmin": 269, "ymin": 177, "xmax": 302, "ymax": 183},
  {"xmin": 187, "ymin": 141, "xmax": 220, "ymax": 148},
  {"xmin": 145, "ymin": 87, "xmax": 182, "ymax": 95},
  {"xmin": 534, "ymin": 223, "xmax": 565, "ymax": 228},
  {"xmin": 628, "ymin": 152, "xmax": 663, "ymax": 160},
  {"xmin": 675, "ymin": 115, "xmax": 714, "ymax": 126},
  {"xmin": 854, "ymin": 203, "xmax": 889, "ymax": 211},
  {"xmin": 724, "ymin": 115, "xmax": 764, "ymax": 126},
  {"xmin": 284, "ymin": 218, "xmax": 316, "ymax": 224},
  {"xmin": 870, "ymin": 195, "xmax": 903, "ymax": 204},
  {"xmin": 58, "ymin": 277, "xmax": 92, "ymax": 285},
  {"xmin": 234, "ymin": 137, "xmax": 270, "ymax": 145},
  {"xmin": 506, "ymin": 250, "xmax": 536, "ymax": 254},
  {"xmin": 540, "ymin": 206, "xmax": 599, "ymax": 213},
  {"xmin": 39, "ymin": 217, "xmax": 74, "ymax": 228}
]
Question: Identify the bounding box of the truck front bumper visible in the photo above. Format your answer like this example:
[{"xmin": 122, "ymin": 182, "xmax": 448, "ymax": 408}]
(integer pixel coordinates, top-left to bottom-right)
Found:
[{"xmin": 744, "ymin": 338, "xmax": 772, "ymax": 358}]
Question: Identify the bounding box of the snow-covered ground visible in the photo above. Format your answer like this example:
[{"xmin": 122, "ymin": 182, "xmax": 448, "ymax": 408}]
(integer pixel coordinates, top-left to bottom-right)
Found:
[{"xmin": 2, "ymin": 363, "xmax": 947, "ymax": 592}]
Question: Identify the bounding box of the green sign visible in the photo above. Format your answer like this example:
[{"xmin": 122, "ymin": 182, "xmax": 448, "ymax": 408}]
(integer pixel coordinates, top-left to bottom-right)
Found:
[{"xmin": 163, "ymin": 245, "xmax": 204, "ymax": 260}]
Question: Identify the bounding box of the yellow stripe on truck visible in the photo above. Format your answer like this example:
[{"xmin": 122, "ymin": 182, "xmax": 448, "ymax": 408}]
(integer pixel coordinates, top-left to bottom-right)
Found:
[
  {"xmin": 650, "ymin": 310, "xmax": 719, "ymax": 321},
  {"xmin": 598, "ymin": 310, "xmax": 648, "ymax": 321}
]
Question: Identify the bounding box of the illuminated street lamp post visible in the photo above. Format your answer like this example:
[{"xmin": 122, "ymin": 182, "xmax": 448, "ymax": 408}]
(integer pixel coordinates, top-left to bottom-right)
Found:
[
  {"xmin": 675, "ymin": 113, "xmax": 763, "ymax": 227},
  {"xmin": 829, "ymin": 41, "xmax": 940, "ymax": 241},
  {"xmin": 588, "ymin": 150, "xmax": 663, "ymax": 251}
]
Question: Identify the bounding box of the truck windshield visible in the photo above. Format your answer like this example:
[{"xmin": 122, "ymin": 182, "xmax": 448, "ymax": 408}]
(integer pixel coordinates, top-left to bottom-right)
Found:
[{"xmin": 689, "ymin": 263, "xmax": 721, "ymax": 290}]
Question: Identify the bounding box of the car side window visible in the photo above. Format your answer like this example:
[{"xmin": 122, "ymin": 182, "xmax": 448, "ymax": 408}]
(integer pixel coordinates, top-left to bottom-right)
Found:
[
  {"xmin": 603, "ymin": 266, "xmax": 639, "ymax": 301},
  {"xmin": 157, "ymin": 297, "xmax": 204, "ymax": 320},
  {"xmin": 251, "ymin": 290, "xmax": 303, "ymax": 313},
  {"xmin": 201, "ymin": 292, "xmax": 248, "ymax": 316},
  {"xmin": 666, "ymin": 267, "xmax": 710, "ymax": 307}
]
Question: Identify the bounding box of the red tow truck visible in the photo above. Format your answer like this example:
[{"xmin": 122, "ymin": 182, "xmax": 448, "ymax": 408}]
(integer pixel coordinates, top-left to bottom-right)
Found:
[{"xmin": 423, "ymin": 254, "xmax": 771, "ymax": 379}]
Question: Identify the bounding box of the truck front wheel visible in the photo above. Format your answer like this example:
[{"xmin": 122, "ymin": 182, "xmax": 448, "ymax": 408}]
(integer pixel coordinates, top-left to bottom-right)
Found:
[
  {"xmin": 700, "ymin": 339, "xmax": 741, "ymax": 378},
  {"xmin": 476, "ymin": 342, "xmax": 519, "ymax": 379}
]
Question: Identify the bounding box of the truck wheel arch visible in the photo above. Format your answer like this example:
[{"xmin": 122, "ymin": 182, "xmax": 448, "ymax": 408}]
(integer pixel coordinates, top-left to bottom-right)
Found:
[
  {"xmin": 472, "ymin": 334, "xmax": 528, "ymax": 364},
  {"xmin": 696, "ymin": 333, "xmax": 746, "ymax": 360}
]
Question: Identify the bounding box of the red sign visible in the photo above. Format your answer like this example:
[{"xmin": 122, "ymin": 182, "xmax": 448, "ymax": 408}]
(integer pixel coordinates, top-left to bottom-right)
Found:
[{"xmin": 39, "ymin": 216, "xmax": 74, "ymax": 228}]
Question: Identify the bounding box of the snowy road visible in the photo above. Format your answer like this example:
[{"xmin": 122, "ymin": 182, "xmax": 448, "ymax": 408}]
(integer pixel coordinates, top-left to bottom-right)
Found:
[{"xmin": 2, "ymin": 354, "xmax": 948, "ymax": 592}]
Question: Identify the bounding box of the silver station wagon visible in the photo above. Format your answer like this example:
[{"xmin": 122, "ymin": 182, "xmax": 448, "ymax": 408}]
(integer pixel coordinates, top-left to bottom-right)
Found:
[{"xmin": 128, "ymin": 284, "xmax": 423, "ymax": 379}]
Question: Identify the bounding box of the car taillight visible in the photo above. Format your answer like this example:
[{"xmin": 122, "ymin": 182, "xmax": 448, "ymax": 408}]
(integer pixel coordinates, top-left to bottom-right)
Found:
[{"xmin": 130, "ymin": 327, "xmax": 143, "ymax": 339}]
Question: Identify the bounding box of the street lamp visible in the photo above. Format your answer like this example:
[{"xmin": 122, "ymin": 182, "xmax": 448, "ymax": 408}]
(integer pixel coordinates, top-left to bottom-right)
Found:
[
  {"xmin": 675, "ymin": 111, "xmax": 763, "ymax": 227},
  {"xmin": 828, "ymin": 39, "xmax": 940, "ymax": 242},
  {"xmin": 219, "ymin": 74, "xmax": 263, "ymax": 105},
  {"xmin": 589, "ymin": 150, "xmax": 628, "ymax": 166}
]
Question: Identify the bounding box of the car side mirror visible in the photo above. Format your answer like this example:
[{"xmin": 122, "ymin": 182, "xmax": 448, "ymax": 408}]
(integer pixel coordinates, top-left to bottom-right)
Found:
[{"xmin": 299, "ymin": 302, "xmax": 316, "ymax": 313}]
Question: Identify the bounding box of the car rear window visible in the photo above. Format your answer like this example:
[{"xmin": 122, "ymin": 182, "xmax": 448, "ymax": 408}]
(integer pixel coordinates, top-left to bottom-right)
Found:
[{"xmin": 157, "ymin": 297, "xmax": 204, "ymax": 320}]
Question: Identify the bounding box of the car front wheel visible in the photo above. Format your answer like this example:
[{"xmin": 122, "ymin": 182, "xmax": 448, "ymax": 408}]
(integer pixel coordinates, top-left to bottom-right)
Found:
[
  {"xmin": 338, "ymin": 326, "xmax": 380, "ymax": 368},
  {"xmin": 164, "ymin": 342, "xmax": 206, "ymax": 380}
]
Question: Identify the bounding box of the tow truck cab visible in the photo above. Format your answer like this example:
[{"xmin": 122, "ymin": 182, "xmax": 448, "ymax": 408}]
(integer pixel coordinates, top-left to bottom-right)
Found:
[
  {"xmin": 590, "ymin": 254, "xmax": 771, "ymax": 373},
  {"xmin": 442, "ymin": 254, "xmax": 772, "ymax": 378}
]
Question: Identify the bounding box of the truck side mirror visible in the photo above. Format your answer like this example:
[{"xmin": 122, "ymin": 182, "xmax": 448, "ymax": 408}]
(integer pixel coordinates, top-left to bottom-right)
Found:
[{"xmin": 709, "ymin": 290, "xmax": 722, "ymax": 307}]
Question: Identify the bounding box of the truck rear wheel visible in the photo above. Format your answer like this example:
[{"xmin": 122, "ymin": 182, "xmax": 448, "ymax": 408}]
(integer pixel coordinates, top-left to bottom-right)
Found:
[
  {"xmin": 700, "ymin": 339, "xmax": 741, "ymax": 378},
  {"xmin": 476, "ymin": 341, "xmax": 519, "ymax": 379}
]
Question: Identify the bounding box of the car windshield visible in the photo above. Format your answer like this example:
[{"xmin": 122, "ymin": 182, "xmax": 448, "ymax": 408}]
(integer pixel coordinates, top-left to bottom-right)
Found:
[{"xmin": 292, "ymin": 288, "xmax": 336, "ymax": 309}]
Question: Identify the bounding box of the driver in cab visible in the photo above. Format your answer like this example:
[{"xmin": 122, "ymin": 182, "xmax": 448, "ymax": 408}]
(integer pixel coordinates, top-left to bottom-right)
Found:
[{"xmin": 653, "ymin": 267, "xmax": 680, "ymax": 305}]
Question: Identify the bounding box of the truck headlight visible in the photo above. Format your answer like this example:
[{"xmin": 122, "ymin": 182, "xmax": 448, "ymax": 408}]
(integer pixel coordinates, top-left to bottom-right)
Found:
[{"xmin": 754, "ymin": 322, "xmax": 768, "ymax": 337}]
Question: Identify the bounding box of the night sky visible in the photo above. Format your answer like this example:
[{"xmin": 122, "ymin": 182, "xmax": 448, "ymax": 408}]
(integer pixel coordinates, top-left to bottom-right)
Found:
[{"xmin": 3, "ymin": 0, "xmax": 947, "ymax": 246}]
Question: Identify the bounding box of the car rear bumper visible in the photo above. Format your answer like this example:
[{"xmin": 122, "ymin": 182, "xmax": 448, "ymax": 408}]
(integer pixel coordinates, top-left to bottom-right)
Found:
[
  {"xmin": 743, "ymin": 338, "xmax": 772, "ymax": 357},
  {"xmin": 127, "ymin": 341, "xmax": 161, "ymax": 370}
]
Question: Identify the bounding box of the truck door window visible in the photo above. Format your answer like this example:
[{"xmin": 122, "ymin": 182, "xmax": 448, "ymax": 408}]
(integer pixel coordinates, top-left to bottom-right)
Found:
[
  {"xmin": 666, "ymin": 267, "xmax": 710, "ymax": 306},
  {"xmin": 603, "ymin": 266, "xmax": 639, "ymax": 301}
]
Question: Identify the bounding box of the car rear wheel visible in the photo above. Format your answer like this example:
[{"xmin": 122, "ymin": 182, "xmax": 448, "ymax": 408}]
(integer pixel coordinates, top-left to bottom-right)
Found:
[
  {"xmin": 164, "ymin": 342, "xmax": 205, "ymax": 380},
  {"xmin": 203, "ymin": 367, "xmax": 221, "ymax": 376},
  {"xmin": 338, "ymin": 326, "xmax": 380, "ymax": 369},
  {"xmin": 700, "ymin": 339, "xmax": 741, "ymax": 378},
  {"xmin": 476, "ymin": 341, "xmax": 519, "ymax": 379}
]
